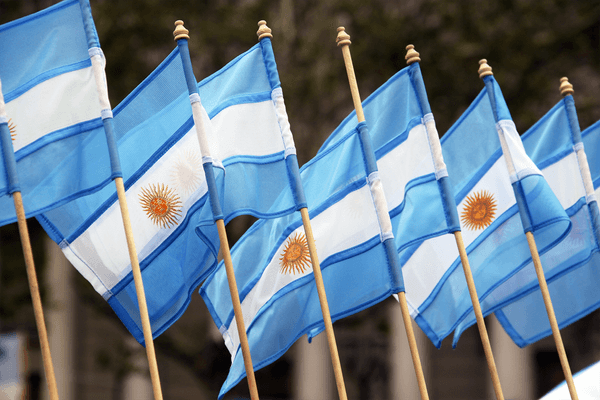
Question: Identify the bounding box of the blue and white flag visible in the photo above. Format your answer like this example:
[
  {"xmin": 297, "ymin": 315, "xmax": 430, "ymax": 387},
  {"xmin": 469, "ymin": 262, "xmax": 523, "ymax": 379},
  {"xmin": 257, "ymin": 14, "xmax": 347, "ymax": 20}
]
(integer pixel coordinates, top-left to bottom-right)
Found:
[
  {"xmin": 539, "ymin": 360, "xmax": 600, "ymax": 400},
  {"xmin": 36, "ymin": 41, "xmax": 302, "ymax": 344},
  {"xmin": 492, "ymin": 101, "xmax": 600, "ymax": 347},
  {"xmin": 0, "ymin": 0, "xmax": 116, "ymax": 225},
  {"xmin": 201, "ymin": 63, "xmax": 459, "ymax": 398},
  {"xmin": 396, "ymin": 75, "xmax": 571, "ymax": 348}
]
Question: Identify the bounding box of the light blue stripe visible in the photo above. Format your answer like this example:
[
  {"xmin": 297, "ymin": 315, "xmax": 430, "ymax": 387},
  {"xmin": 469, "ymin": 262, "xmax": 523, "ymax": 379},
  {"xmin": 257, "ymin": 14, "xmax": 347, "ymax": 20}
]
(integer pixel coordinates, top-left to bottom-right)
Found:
[{"xmin": 0, "ymin": 0, "xmax": 89, "ymax": 95}]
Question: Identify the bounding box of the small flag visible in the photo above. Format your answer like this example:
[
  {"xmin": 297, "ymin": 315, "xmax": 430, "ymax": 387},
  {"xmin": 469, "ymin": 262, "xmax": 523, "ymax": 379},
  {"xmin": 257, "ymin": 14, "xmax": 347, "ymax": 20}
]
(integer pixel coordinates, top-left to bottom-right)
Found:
[
  {"xmin": 201, "ymin": 63, "xmax": 458, "ymax": 398},
  {"xmin": 0, "ymin": 0, "xmax": 114, "ymax": 225},
  {"xmin": 404, "ymin": 75, "xmax": 570, "ymax": 348},
  {"xmin": 37, "ymin": 42, "xmax": 301, "ymax": 344},
  {"xmin": 492, "ymin": 102, "xmax": 600, "ymax": 347}
]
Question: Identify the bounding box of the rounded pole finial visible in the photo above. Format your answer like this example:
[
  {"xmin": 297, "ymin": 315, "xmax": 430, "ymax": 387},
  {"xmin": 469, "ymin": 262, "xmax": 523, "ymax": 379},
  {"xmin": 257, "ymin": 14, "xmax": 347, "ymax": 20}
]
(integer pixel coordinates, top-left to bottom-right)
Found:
[
  {"xmin": 173, "ymin": 20, "xmax": 190, "ymax": 41},
  {"xmin": 405, "ymin": 44, "xmax": 421, "ymax": 65},
  {"xmin": 478, "ymin": 59, "xmax": 493, "ymax": 79},
  {"xmin": 559, "ymin": 77, "xmax": 574, "ymax": 97},
  {"xmin": 336, "ymin": 26, "xmax": 351, "ymax": 47},
  {"xmin": 257, "ymin": 20, "xmax": 273, "ymax": 40}
]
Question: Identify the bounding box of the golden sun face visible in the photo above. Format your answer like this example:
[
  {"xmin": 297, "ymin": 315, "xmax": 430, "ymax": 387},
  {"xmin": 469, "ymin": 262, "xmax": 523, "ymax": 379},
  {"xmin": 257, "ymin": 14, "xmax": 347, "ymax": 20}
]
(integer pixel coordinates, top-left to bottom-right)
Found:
[
  {"xmin": 279, "ymin": 232, "xmax": 311, "ymax": 275},
  {"xmin": 8, "ymin": 118, "xmax": 16, "ymax": 141},
  {"xmin": 139, "ymin": 183, "xmax": 182, "ymax": 229},
  {"xmin": 461, "ymin": 190, "xmax": 497, "ymax": 231}
]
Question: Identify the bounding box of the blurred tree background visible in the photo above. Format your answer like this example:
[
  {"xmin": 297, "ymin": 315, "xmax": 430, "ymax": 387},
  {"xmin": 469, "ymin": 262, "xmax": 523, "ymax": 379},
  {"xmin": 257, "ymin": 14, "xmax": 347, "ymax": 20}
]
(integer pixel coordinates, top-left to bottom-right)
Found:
[{"xmin": 1, "ymin": 0, "xmax": 600, "ymax": 399}]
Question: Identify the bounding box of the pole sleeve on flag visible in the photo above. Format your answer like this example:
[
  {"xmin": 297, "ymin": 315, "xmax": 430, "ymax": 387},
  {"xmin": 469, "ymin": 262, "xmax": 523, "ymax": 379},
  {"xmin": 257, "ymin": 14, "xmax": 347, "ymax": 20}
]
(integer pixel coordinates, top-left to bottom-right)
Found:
[
  {"xmin": 257, "ymin": 21, "xmax": 280, "ymax": 90},
  {"xmin": 0, "ymin": 80, "xmax": 20, "ymax": 194},
  {"xmin": 561, "ymin": 78, "xmax": 600, "ymax": 242},
  {"xmin": 405, "ymin": 46, "xmax": 460, "ymax": 232},
  {"xmin": 78, "ymin": 0, "xmax": 100, "ymax": 49},
  {"xmin": 258, "ymin": 23, "xmax": 306, "ymax": 211},
  {"xmin": 82, "ymin": 1, "xmax": 122, "ymax": 179},
  {"xmin": 88, "ymin": 48, "xmax": 122, "ymax": 178}
]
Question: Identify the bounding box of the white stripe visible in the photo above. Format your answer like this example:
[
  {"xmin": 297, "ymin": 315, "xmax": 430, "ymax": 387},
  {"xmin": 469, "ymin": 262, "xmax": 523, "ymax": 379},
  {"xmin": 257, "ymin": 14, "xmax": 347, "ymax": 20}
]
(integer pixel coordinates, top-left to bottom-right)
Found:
[
  {"xmin": 367, "ymin": 172, "xmax": 393, "ymax": 240},
  {"xmin": 575, "ymin": 146, "xmax": 596, "ymax": 199},
  {"xmin": 0, "ymin": 79, "xmax": 6, "ymax": 117},
  {"xmin": 191, "ymin": 100, "xmax": 213, "ymax": 159},
  {"xmin": 403, "ymin": 158, "xmax": 515, "ymax": 310},
  {"xmin": 377, "ymin": 123, "xmax": 435, "ymax": 212},
  {"xmin": 211, "ymin": 100, "xmax": 285, "ymax": 160},
  {"xmin": 224, "ymin": 183, "xmax": 380, "ymax": 359},
  {"xmin": 62, "ymin": 100, "xmax": 294, "ymax": 296},
  {"xmin": 543, "ymin": 152, "xmax": 586, "ymax": 210},
  {"xmin": 422, "ymin": 113, "xmax": 447, "ymax": 178},
  {"xmin": 271, "ymin": 88, "xmax": 296, "ymax": 155},
  {"xmin": 90, "ymin": 52, "xmax": 111, "ymax": 112},
  {"xmin": 63, "ymin": 128, "xmax": 208, "ymax": 296},
  {"xmin": 496, "ymin": 120, "xmax": 542, "ymax": 179},
  {"xmin": 5, "ymin": 67, "xmax": 102, "ymax": 153}
]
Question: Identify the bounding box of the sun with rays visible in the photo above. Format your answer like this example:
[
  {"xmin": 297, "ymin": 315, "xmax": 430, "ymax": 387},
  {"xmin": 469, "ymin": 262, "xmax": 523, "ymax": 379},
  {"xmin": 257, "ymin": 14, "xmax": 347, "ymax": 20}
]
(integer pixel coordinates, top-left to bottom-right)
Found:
[
  {"xmin": 8, "ymin": 118, "xmax": 16, "ymax": 141},
  {"xmin": 279, "ymin": 232, "xmax": 311, "ymax": 275},
  {"xmin": 461, "ymin": 190, "xmax": 497, "ymax": 231},
  {"xmin": 139, "ymin": 183, "xmax": 182, "ymax": 229},
  {"xmin": 171, "ymin": 150, "xmax": 203, "ymax": 196}
]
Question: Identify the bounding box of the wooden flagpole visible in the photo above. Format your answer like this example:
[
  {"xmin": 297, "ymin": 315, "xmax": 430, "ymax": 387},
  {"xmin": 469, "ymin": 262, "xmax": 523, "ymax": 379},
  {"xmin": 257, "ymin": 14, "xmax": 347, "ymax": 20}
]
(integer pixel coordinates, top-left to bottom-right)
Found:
[
  {"xmin": 453, "ymin": 230, "xmax": 505, "ymax": 400},
  {"xmin": 479, "ymin": 60, "xmax": 578, "ymax": 400},
  {"xmin": 113, "ymin": 177, "xmax": 164, "ymax": 400},
  {"xmin": 77, "ymin": 2, "xmax": 163, "ymax": 395},
  {"xmin": 13, "ymin": 193, "xmax": 60, "ymax": 400},
  {"xmin": 403, "ymin": 50, "xmax": 504, "ymax": 400},
  {"xmin": 524, "ymin": 232, "xmax": 578, "ymax": 400},
  {"xmin": 336, "ymin": 27, "xmax": 430, "ymax": 400},
  {"xmin": 86, "ymin": 53, "xmax": 165, "ymax": 400},
  {"xmin": 174, "ymin": 21, "xmax": 260, "ymax": 400},
  {"xmin": 0, "ymin": 80, "xmax": 59, "ymax": 400},
  {"xmin": 257, "ymin": 21, "xmax": 348, "ymax": 400}
]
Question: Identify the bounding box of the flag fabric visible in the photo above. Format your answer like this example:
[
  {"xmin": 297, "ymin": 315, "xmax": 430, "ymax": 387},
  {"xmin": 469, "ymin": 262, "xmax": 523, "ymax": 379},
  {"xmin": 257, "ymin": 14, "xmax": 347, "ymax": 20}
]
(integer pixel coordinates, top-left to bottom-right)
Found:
[
  {"xmin": 200, "ymin": 62, "xmax": 459, "ymax": 398},
  {"xmin": 36, "ymin": 40, "xmax": 302, "ymax": 344},
  {"xmin": 492, "ymin": 100, "xmax": 600, "ymax": 347},
  {"xmin": 396, "ymin": 75, "xmax": 571, "ymax": 348},
  {"xmin": 539, "ymin": 360, "xmax": 600, "ymax": 400},
  {"xmin": 0, "ymin": 0, "xmax": 116, "ymax": 225}
]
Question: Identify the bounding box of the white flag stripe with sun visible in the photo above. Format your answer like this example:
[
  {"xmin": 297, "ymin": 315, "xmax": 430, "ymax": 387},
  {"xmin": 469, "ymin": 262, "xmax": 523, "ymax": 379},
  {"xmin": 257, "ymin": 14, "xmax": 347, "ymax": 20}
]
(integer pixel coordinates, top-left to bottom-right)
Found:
[
  {"xmin": 61, "ymin": 97, "xmax": 289, "ymax": 297},
  {"xmin": 223, "ymin": 183, "xmax": 379, "ymax": 359},
  {"xmin": 4, "ymin": 67, "xmax": 102, "ymax": 153},
  {"xmin": 402, "ymin": 157, "xmax": 515, "ymax": 312}
]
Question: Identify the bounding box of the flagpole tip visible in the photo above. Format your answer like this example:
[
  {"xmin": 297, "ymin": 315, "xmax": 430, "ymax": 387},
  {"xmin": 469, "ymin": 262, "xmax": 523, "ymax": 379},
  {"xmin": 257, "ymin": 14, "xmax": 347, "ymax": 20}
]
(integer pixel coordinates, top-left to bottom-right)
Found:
[
  {"xmin": 559, "ymin": 77, "xmax": 574, "ymax": 97},
  {"xmin": 173, "ymin": 20, "xmax": 189, "ymax": 41},
  {"xmin": 257, "ymin": 21, "xmax": 273, "ymax": 40},
  {"xmin": 405, "ymin": 44, "xmax": 421, "ymax": 65},
  {"xmin": 478, "ymin": 59, "xmax": 493, "ymax": 79},
  {"xmin": 336, "ymin": 27, "xmax": 351, "ymax": 47}
]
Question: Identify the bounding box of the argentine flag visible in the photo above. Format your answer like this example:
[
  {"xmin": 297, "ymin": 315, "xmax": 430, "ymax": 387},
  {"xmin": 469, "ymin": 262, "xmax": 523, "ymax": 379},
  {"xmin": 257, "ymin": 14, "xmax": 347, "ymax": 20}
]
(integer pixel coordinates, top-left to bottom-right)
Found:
[
  {"xmin": 201, "ymin": 63, "xmax": 458, "ymax": 398},
  {"xmin": 492, "ymin": 104, "xmax": 600, "ymax": 347},
  {"xmin": 37, "ymin": 41, "xmax": 301, "ymax": 344},
  {"xmin": 402, "ymin": 75, "xmax": 571, "ymax": 347},
  {"xmin": 0, "ymin": 0, "xmax": 115, "ymax": 225}
]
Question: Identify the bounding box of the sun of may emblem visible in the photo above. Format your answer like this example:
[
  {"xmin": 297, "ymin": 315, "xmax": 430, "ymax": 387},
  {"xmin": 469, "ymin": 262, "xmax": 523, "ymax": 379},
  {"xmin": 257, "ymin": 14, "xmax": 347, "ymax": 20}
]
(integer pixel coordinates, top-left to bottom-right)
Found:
[
  {"xmin": 139, "ymin": 183, "xmax": 182, "ymax": 229},
  {"xmin": 8, "ymin": 118, "xmax": 16, "ymax": 141},
  {"xmin": 279, "ymin": 232, "xmax": 311, "ymax": 275},
  {"xmin": 171, "ymin": 150, "xmax": 203, "ymax": 195},
  {"xmin": 461, "ymin": 190, "xmax": 497, "ymax": 230}
]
